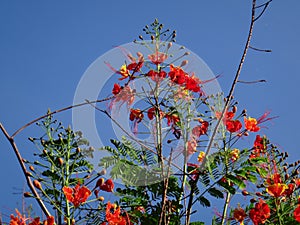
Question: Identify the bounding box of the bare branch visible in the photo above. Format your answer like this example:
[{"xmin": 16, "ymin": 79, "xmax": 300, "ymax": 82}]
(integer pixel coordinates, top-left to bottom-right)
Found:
[{"xmin": 0, "ymin": 123, "xmax": 51, "ymax": 217}]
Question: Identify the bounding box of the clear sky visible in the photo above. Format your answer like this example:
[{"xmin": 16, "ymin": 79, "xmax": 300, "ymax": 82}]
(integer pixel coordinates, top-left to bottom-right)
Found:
[{"xmin": 0, "ymin": 0, "xmax": 300, "ymax": 223}]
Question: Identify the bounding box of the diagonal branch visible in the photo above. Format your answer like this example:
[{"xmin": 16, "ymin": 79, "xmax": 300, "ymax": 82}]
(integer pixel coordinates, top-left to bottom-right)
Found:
[{"xmin": 0, "ymin": 123, "xmax": 51, "ymax": 217}]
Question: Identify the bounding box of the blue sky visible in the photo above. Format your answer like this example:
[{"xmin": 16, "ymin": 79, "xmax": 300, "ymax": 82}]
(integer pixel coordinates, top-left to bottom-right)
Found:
[{"xmin": 0, "ymin": 0, "xmax": 300, "ymax": 223}]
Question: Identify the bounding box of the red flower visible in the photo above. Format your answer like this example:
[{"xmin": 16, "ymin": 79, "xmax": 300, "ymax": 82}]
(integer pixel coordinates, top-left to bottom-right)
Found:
[
  {"xmin": 147, "ymin": 107, "xmax": 155, "ymax": 120},
  {"xmin": 216, "ymin": 110, "xmax": 235, "ymax": 123},
  {"xmin": 192, "ymin": 121, "xmax": 209, "ymax": 137},
  {"xmin": 105, "ymin": 202, "xmax": 128, "ymax": 225},
  {"xmin": 112, "ymin": 83, "xmax": 122, "ymax": 95},
  {"xmin": 129, "ymin": 108, "xmax": 144, "ymax": 123},
  {"xmin": 285, "ymin": 183, "xmax": 295, "ymax": 197},
  {"xmin": 43, "ymin": 216, "xmax": 55, "ymax": 225},
  {"xmin": 249, "ymin": 199, "xmax": 270, "ymax": 225},
  {"xmin": 244, "ymin": 111, "xmax": 276, "ymax": 132},
  {"xmin": 111, "ymin": 86, "xmax": 135, "ymax": 106},
  {"xmin": 185, "ymin": 75, "xmax": 201, "ymax": 93},
  {"xmin": 168, "ymin": 64, "xmax": 187, "ymax": 85},
  {"xmin": 233, "ymin": 207, "xmax": 247, "ymax": 223},
  {"xmin": 99, "ymin": 179, "xmax": 114, "ymax": 192},
  {"xmin": 28, "ymin": 217, "xmax": 40, "ymax": 225},
  {"xmin": 165, "ymin": 113, "xmax": 180, "ymax": 126},
  {"xmin": 147, "ymin": 70, "xmax": 167, "ymax": 82},
  {"xmin": 62, "ymin": 183, "xmax": 91, "ymax": 208},
  {"xmin": 148, "ymin": 51, "xmax": 168, "ymax": 65},
  {"xmin": 294, "ymin": 206, "xmax": 300, "ymax": 222},
  {"xmin": 250, "ymin": 135, "xmax": 267, "ymax": 158},
  {"xmin": 225, "ymin": 120, "xmax": 242, "ymax": 133}
]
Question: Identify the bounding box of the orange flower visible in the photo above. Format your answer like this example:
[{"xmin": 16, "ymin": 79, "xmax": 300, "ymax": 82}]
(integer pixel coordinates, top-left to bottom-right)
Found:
[
  {"xmin": 245, "ymin": 111, "xmax": 277, "ymax": 132},
  {"xmin": 63, "ymin": 183, "xmax": 91, "ymax": 208},
  {"xmin": 244, "ymin": 117, "xmax": 260, "ymax": 132},
  {"xmin": 266, "ymin": 183, "xmax": 288, "ymax": 198},
  {"xmin": 233, "ymin": 207, "xmax": 247, "ymax": 224},
  {"xmin": 9, "ymin": 209, "xmax": 28, "ymax": 225},
  {"xmin": 105, "ymin": 202, "xmax": 128, "ymax": 225}
]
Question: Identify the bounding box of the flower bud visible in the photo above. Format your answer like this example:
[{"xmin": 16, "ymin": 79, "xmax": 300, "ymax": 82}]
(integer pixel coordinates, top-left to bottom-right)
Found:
[
  {"xmin": 242, "ymin": 190, "xmax": 249, "ymax": 196},
  {"xmin": 167, "ymin": 42, "xmax": 172, "ymax": 49},
  {"xmin": 99, "ymin": 169, "xmax": 106, "ymax": 176},
  {"xmin": 29, "ymin": 166, "xmax": 35, "ymax": 171},
  {"xmin": 58, "ymin": 158, "xmax": 64, "ymax": 166},
  {"xmin": 180, "ymin": 60, "xmax": 188, "ymax": 67},
  {"xmin": 24, "ymin": 192, "xmax": 32, "ymax": 197},
  {"xmin": 33, "ymin": 180, "xmax": 42, "ymax": 190},
  {"xmin": 96, "ymin": 178, "xmax": 105, "ymax": 187},
  {"xmin": 98, "ymin": 196, "xmax": 104, "ymax": 201},
  {"xmin": 232, "ymin": 105, "xmax": 237, "ymax": 113}
]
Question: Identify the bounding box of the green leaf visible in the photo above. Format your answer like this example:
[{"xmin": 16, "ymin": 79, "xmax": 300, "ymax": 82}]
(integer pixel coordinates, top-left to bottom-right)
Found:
[
  {"xmin": 198, "ymin": 196, "xmax": 211, "ymax": 207},
  {"xmin": 226, "ymin": 174, "xmax": 246, "ymax": 189},
  {"xmin": 208, "ymin": 187, "xmax": 224, "ymax": 199}
]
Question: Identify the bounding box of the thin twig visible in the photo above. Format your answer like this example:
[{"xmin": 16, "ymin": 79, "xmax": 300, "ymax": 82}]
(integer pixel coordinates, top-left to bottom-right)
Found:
[
  {"xmin": 202, "ymin": 0, "xmax": 257, "ymax": 166},
  {"xmin": 12, "ymin": 97, "xmax": 113, "ymax": 138},
  {"xmin": 237, "ymin": 79, "xmax": 266, "ymax": 84},
  {"xmin": 249, "ymin": 46, "xmax": 272, "ymax": 52},
  {"xmin": 0, "ymin": 123, "xmax": 51, "ymax": 217}
]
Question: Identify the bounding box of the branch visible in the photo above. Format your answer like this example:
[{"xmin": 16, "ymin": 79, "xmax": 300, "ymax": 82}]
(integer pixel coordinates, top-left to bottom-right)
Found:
[
  {"xmin": 12, "ymin": 97, "xmax": 113, "ymax": 138},
  {"xmin": 203, "ymin": 0, "xmax": 257, "ymax": 165},
  {"xmin": 0, "ymin": 123, "xmax": 51, "ymax": 217}
]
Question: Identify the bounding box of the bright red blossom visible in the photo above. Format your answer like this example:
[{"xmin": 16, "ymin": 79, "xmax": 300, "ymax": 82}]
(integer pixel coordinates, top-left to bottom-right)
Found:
[
  {"xmin": 129, "ymin": 108, "xmax": 144, "ymax": 123},
  {"xmin": 192, "ymin": 121, "xmax": 209, "ymax": 137},
  {"xmin": 294, "ymin": 206, "xmax": 300, "ymax": 222},
  {"xmin": 225, "ymin": 120, "xmax": 242, "ymax": 133},
  {"xmin": 112, "ymin": 83, "xmax": 122, "ymax": 95},
  {"xmin": 250, "ymin": 135, "xmax": 267, "ymax": 158},
  {"xmin": 99, "ymin": 179, "xmax": 114, "ymax": 192},
  {"xmin": 249, "ymin": 199, "xmax": 270, "ymax": 225},
  {"xmin": 233, "ymin": 207, "xmax": 247, "ymax": 223},
  {"xmin": 266, "ymin": 183, "xmax": 288, "ymax": 198},
  {"xmin": 244, "ymin": 117, "xmax": 260, "ymax": 132},
  {"xmin": 62, "ymin": 183, "xmax": 91, "ymax": 208}
]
